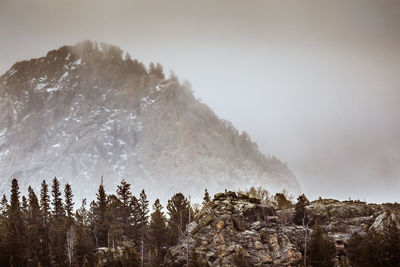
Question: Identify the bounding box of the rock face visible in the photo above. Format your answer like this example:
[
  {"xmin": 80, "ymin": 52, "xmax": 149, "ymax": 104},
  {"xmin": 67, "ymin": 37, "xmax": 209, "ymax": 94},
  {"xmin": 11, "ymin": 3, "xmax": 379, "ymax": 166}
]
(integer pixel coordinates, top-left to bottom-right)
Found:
[
  {"xmin": 165, "ymin": 192, "xmax": 302, "ymax": 266},
  {"xmin": 165, "ymin": 193, "xmax": 399, "ymax": 266},
  {"xmin": 0, "ymin": 41, "xmax": 299, "ymax": 202}
]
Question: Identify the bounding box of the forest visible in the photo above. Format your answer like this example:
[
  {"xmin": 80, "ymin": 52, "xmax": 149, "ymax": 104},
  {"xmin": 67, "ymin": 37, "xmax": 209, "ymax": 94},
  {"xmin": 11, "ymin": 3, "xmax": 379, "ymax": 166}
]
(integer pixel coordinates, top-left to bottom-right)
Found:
[{"xmin": 0, "ymin": 178, "xmax": 399, "ymax": 267}]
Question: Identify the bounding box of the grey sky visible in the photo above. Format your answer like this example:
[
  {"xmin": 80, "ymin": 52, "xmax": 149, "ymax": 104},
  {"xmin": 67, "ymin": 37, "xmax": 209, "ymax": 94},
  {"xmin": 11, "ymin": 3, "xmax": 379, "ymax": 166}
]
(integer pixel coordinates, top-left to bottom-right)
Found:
[{"xmin": 1, "ymin": 0, "xmax": 399, "ymax": 202}]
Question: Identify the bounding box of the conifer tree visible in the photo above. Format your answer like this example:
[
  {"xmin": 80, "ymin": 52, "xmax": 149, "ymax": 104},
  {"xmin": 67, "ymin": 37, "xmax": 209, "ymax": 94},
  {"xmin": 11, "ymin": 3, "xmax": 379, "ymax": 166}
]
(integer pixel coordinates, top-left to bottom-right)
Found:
[
  {"xmin": 94, "ymin": 179, "xmax": 109, "ymax": 247},
  {"xmin": 51, "ymin": 177, "xmax": 64, "ymax": 217},
  {"xmin": 27, "ymin": 186, "xmax": 42, "ymax": 265},
  {"xmin": 75, "ymin": 199, "xmax": 94, "ymax": 265},
  {"xmin": 6, "ymin": 178, "xmax": 26, "ymax": 266},
  {"xmin": 51, "ymin": 177, "xmax": 66, "ymax": 265},
  {"xmin": 117, "ymin": 179, "xmax": 132, "ymax": 235},
  {"xmin": 149, "ymin": 199, "xmax": 167, "ymax": 266},
  {"xmin": 167, "ymin": 193, "xmax": 190, "ymax": 245},
  {"xmin": 39, "ymin": 180, "xmax": 51, "ymax": 266},
  {"xmin": 202, "ymin": 189, "xmax": 211, "ymax": 205},
  {"xmin": 131, "ymin": 195, "xmax": 141, "ymax": 245},
  {"xmin": 308, "ymin": 222, "xmax": 336, "ymax": 267},
  {"xmin": 64, "ymin": 183, "xmax": 74, "ymax": 225},
  {"xmin": 138, "ymin": 189, "xmax": 150, "ymax": 266}
]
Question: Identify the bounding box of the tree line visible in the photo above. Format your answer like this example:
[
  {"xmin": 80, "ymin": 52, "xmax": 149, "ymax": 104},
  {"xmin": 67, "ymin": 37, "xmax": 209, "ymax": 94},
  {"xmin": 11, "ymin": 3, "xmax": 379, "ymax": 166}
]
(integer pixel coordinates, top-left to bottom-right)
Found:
[{"xmin": 0, "ymin": 177, "xmax": 197, "ymax": 266}]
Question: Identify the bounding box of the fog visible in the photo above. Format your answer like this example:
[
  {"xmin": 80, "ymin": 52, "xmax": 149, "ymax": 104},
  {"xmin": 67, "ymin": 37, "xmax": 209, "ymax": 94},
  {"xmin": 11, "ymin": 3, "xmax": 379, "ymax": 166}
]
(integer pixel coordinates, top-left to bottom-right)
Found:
[{"xmin": 1, "ymin": 0, "xmax": 399, "ymax": 203}]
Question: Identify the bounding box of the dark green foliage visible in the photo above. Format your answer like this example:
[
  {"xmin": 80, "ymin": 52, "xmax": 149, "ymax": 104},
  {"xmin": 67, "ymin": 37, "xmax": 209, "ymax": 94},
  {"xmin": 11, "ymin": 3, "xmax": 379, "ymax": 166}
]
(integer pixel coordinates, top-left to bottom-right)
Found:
[
  {"xmin": 26, "ymin": 186, "xmax": 42, "ymax": 264},
  {"xmin": 149, "ymin": 199, "xmax": 167, "ymax": 266},
  {"xmin": 167, "ymin": 193, "xmax": 190, "ymax": 245},
  {"xmin": 94, "ymin": 181, "xmax": 109, "ymax": 247},
  {"xmin": 138, "ymin": 189, "xmax": 150, "ymax": 265},
  {"xmin": 347, "ymin": 215, "xmax": 400, "ymax": 267},
  {"xmin": 7, "ymin": 178, "xmax": 26, "ymax": 266},
  {"xmin": 308, "ymin": 222, "xmax": 336, "ymax": 267},
  {"xmin": 117, "ymin": 179, "xmax": 132, "ymax": 235},
  {"xmin": 51, "ymin": 177, "xmax": 64, "ymax": 217},
  {"xmin": 75, "ymin": 199, "xmax": 94, "ymax": 266},
  {"xmin": 50, "ymin": 177, "xmax": 66, "ymax": 265},
  {"xmin": 64, "ymin": 183, "xmax": 74, "ymax": 223},
  {"xmin": 39, "ymin": 180, "xmax": 51, "ymax": 265}
]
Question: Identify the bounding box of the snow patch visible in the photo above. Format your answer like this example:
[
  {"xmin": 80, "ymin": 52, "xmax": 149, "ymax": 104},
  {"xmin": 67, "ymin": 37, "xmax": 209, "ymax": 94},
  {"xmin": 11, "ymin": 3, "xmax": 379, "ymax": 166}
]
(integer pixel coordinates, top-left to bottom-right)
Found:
[{"xmin": 8, "ymin": 68, "xmax": 18, "ymax": 76}]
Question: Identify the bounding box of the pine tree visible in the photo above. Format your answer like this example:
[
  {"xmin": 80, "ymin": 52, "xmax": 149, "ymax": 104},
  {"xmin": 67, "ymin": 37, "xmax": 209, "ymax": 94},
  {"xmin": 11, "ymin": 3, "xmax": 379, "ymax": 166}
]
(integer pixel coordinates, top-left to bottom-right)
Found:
[
  {"xmin": 39, "ymin": 180, "xmax": 51, "ymax": 266},
  {"xmin": 138, "ymin": 189, "xmax": 150, "ymax": 266},
  {"xmin": 75, "ymin": 199, "xmax": 94, "ymax": 265},
  {"xmin": 308, "ymin": 222, "xmax": 336, "ymax": 267},
  {"xmin": 51, "ymin": 177, "xmax": 64, "ymax": 217},
  {"xmin": 27, "ymin": 186, "xmax": 42, "ymax": 265},
  {"xmin": 131, "ymin": 195, "xmax": 141, "ymax": 245},
  {"xmin": 167, "ymin": 193, "xmax": 190, "ymax": 245},
  {"xmin": 117, "ymin": 179, "xmax": 132, "ymax": 235},
  {"xmin": 64, "ymin": 183, "xmax": 74, "ymax": 225},
  {"xmin": 149, "ymin": 199, "xmax": 167, "ymax": 266},
  {"xmin": 6, "ymin": 178, "xmax": 26, "ymax": 266},
  {"xmin": 51, "ymin": 177, "xmax": 66, "ymax": 265},
  {"xmin": 202, "ymin": 189, "xmax": 211, "ymax": 206},
  {"xmin": 94, "ymin": 179, "xmax": 109, "ymax": 247}
]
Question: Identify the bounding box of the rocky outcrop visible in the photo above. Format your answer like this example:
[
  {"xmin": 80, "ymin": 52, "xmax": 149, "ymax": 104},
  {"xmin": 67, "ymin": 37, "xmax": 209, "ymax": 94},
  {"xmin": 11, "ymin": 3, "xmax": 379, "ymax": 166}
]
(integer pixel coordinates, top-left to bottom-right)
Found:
[
  {"xmin": 165, "ymin": 192, "xmax": 302, "ymax": 266},
  {"xmin": 165, "ymin": 192, "xmax": 400, "ymax": 267}
]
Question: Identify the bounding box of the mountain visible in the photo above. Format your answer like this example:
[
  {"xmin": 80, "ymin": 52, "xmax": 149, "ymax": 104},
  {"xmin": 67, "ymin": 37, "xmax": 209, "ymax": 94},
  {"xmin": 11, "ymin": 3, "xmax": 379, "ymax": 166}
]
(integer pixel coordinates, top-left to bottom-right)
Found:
[{"xmin": 0, "ymin": 41, "xmax": 300, "ymax": 202}]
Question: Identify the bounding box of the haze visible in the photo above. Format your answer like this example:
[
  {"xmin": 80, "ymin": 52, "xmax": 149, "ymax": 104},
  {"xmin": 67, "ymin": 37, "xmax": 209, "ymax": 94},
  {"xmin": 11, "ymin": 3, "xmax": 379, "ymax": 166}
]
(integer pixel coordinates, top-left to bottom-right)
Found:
[{"xmin": 1, "ymin": 0, "xmax": 399, "ymax": 203}]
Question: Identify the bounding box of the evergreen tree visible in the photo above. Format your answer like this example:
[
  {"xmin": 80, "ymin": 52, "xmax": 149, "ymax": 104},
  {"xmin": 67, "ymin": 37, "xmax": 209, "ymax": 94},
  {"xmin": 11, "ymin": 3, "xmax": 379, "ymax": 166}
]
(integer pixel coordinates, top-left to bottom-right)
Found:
[
  {"xmin": 138, "ymin": 189, "xmax": 150, "ymax": 266},
  {"xmin": 308, "ymin": 222, "xmax": 336, "ymax": 267},
  {"xmin": 94, "ymin": 179, "xmax": 109, "ymax": 247},
  {"xmin": 51, "ymin": 177, "xmax": 64, "ymax": 217},
  {"xmin": 39, "ymin": 180, "xmax": 51, "ymax": 266},
  {"xmin": 131, "ymin": 195, "xmax": 141, "ymax": 245},
  {"xmin": 202, "ymin": 189, "xmax": 211, "ymax": 206},
  {"xmin": 26, "ymin": 186, "xmax": 42, "ymax": 265},
  {"xmin": 75, "ymin": 199, "xmax": 94, "ymax": 266},
  {"xmin": 50, "ymin": 177, "xmax": 66, "ymax": 265},
  {"xmin": 6, "ymin": 178, "xmax": 26, "ymax": 266},
  {"xmin": 167, "ymin": 193, "xmax": 190, "ymax": 245},
  {"xmin": 117, "ymin": 179, "xmax": 132, "ymax": 235},
  {"xmin": 149, "ymin": 199, "xmax": 167, "ymax": 266},
  {"xmin": 64, "ymin": 183, "xmax": 74, "ymax": 224},
  {"xmin": 108, "ymin": 194, "xmax": 124, "ymax": 249}
]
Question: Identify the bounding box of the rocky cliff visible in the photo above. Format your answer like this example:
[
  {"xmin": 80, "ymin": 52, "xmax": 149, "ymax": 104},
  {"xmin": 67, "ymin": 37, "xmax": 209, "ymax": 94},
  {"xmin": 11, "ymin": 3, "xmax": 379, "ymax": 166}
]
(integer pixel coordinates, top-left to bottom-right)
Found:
[
  {"xmin": 0, "ymin": 41, "xmax": 299, "ymax": 202},
  {"xmin": 165, "ymin": 192, "xmax": 399, "ymax": 266}
]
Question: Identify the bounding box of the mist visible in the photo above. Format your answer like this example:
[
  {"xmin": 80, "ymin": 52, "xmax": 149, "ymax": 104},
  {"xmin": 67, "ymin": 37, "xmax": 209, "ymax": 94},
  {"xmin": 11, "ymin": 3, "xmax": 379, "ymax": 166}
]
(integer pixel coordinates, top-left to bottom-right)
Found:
[{"xmin": 1, "ymin": 0, "xmax": 399, "ymax": 203}]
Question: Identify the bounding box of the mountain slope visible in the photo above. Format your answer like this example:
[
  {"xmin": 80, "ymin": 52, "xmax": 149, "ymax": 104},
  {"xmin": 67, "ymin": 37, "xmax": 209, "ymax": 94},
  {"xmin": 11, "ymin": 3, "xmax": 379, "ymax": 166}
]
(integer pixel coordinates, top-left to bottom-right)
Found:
[{"xmin": 0, "ymin": 41, "xmax": 300, "ymax": 202}]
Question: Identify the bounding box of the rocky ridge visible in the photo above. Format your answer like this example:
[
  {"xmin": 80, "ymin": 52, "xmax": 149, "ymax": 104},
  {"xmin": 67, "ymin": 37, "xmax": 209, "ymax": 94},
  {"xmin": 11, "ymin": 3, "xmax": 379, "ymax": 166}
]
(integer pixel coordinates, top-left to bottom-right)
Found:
[{"xmin": 165, "ymin": 192, "xmax": 399, "ymax": 266}]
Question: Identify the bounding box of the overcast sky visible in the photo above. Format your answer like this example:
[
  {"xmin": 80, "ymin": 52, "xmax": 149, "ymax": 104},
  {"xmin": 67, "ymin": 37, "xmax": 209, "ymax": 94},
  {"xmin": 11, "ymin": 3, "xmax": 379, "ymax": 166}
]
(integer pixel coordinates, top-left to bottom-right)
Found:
[{"xmin": 1, "ymin": 0, "xmax": 399, "ymax": 203}]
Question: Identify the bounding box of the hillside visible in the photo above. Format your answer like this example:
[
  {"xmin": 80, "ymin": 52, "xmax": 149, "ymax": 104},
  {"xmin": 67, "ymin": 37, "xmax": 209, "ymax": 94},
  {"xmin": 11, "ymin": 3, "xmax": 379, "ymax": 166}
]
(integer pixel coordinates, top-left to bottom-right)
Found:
[{"xmin": 0, "ymin": 41, "xmax": 300, "ymax": 202}]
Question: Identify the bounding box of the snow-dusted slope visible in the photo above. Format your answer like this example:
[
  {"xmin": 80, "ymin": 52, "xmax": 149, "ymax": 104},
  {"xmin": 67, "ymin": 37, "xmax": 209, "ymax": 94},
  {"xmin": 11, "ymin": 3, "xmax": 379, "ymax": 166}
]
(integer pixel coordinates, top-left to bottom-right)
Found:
[{"xmin": 0, "ymin": 41, "xmax": 300, "ymax": 203}]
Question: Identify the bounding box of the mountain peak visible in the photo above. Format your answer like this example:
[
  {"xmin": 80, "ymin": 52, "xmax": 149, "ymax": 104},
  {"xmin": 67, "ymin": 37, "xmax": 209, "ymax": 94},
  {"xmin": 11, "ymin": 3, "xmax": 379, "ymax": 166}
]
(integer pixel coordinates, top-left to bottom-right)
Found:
[{"xmin": 0, "ymin": 41, "xmax": 300, "ymax": 203}]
